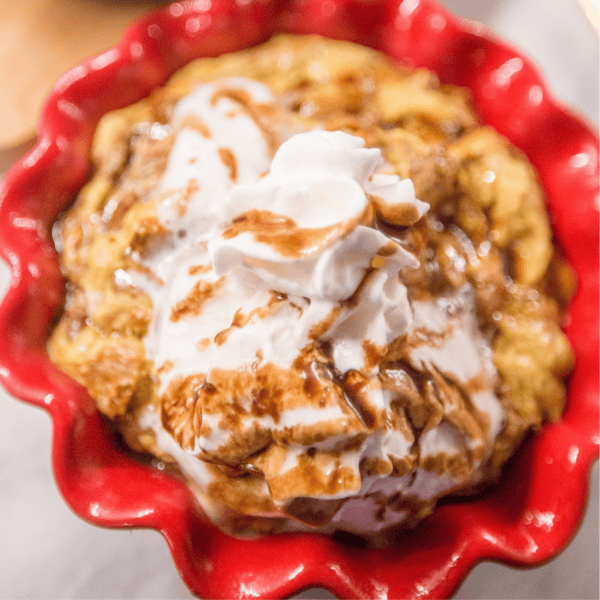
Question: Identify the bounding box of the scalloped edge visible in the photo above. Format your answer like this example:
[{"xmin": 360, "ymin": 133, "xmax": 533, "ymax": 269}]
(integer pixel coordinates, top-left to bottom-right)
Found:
[{"xmin": 0, "ymin": 1, "xmax": 597, "ymax": 599}]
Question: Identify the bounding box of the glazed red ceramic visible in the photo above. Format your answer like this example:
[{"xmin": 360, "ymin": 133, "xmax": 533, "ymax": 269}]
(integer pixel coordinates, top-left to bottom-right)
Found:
[{"xmin": 0, "ymin": 1, "xmax": 597, "ymax": 598}]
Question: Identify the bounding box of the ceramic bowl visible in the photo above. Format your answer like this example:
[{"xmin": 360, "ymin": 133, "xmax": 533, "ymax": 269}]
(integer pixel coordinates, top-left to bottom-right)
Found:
[{"xmin": 0, "ymin": 1, "xmax": 597, "ymax": 598}]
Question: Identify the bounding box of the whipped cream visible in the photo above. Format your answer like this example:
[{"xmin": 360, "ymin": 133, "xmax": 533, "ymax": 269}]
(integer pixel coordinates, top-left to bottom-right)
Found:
[{"xmin": 128, "ymin": 78, "xmax": 504, "ymax": 536}]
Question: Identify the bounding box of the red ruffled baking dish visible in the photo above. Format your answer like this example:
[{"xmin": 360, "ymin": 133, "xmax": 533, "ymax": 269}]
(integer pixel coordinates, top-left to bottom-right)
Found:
[{"xmin": 0, "ymin": 1, "xmax": 597, "ymax": 598}]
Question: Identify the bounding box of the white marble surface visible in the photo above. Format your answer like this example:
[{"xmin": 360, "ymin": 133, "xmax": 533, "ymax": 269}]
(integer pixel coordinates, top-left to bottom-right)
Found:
[{"xmin": 0, "ymin": 1, "xmax": 598, "ymax": 598}]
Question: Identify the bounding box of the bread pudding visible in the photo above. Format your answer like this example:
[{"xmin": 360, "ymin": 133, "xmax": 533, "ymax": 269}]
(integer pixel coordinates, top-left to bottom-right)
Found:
[{"xmin": 48, "ymin": 35, "xmax": 574, "ymax": 544}]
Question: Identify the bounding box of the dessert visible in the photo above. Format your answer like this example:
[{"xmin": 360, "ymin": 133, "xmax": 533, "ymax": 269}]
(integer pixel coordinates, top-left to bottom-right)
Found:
[{"xmin": 48, "ymin": 35, "xmax": 574, "ymax": 544}]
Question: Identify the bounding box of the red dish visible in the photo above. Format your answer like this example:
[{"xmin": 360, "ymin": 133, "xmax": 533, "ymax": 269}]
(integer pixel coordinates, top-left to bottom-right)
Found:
[{"xmin": 0, "ymin": 1, "xmax": 597, "ymax": 598}]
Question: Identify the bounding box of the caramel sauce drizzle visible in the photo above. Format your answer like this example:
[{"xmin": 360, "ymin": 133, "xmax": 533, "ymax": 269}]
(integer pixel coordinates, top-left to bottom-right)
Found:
[
  {"xmin": 169, "ymin": 275, "xmax": 225, "ymax": 322},
  {"xmin": 218, "ymin": 147, "xmax": 238, "ymax": 182},
  {"xmin": 178, "ymin": 113, "xmax": 212, "ymax": 138},
  {"xmin": 210, "ymin": 87, "xmax": 280, "ymax": 158},
  {"xmin": 221, "ymin": 208, "xmax": 364, "ymax": 259}
]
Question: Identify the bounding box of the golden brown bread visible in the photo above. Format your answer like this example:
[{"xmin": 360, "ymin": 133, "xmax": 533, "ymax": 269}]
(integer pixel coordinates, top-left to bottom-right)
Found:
[{"xmin": 48, "ymin": 35, "xmax": 574, "ymax": 539}]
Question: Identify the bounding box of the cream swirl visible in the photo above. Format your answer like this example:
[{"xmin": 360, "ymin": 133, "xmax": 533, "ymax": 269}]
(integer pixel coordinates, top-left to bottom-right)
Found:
[
  {"xmin": 129, "ymin": 78, "xmax": 504, "ymax": 535},
  {"xmin": 210, "ymin": 130, "xmax": 426, "ymax": 299}
]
